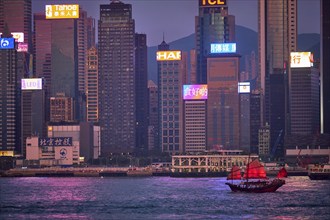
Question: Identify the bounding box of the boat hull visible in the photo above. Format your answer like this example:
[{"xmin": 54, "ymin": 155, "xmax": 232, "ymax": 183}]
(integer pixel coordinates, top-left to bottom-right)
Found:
[
  {"xmin": 226, "ymin": 179, "xmax": 285, "ymax": 193},
  {"xmin": 308, "ymin": 173, "xmax": 330, "ymax": 180}
]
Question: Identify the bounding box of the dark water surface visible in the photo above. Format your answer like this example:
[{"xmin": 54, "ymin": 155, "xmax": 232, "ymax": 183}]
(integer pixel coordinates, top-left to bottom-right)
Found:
[{"xmin": 1, "ymin": 176, "xmax": 329, "ymax": 219}]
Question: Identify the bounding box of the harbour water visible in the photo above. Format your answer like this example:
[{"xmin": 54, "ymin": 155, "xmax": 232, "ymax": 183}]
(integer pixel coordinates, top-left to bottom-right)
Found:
[{"xmin": 0, "ymin": 176, "xmax": 329, "ymax": 219}]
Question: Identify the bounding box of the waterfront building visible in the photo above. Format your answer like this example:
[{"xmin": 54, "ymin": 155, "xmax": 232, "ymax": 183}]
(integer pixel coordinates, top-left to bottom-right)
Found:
[
  {"xmin": 135, "ymin": 33, "xmax": 148, "ymax": 153},
  {"xmin": 258, "ymin": 0, "xmax": 297, "ymax": 159},
  {"xmin": 47, "ymin": 122, "xmax": 101, "ymax": 162},
  {"xmin": 98, "ymin": 1, "xmax": 135, "ymax": 155},
  {"xmin": 171, "ymin": 150, "xmax": 258, "ymax": 174},
  {"xmin": 86, "ymin": 47, "xmax": 98, "ymax": 123},
  {"xmin": 321, "ymin": 0, "xmax": 330, "ymax": 134},
  {"xmin": 147, "ymin": 80, "xmax": 159, "ymax": 151},
  {"xmin": 207, "ymin": 54, "xmax": 240, "ymax": 149},
  {"xmin": 157, "ymin": 42, "xmax": 187, "ymax": 154},
  {"xmin": 26, "ymin": 136, "xmax": 80, "ymax": 167},
  {"xmin": 49, "ymin": 93, "xmax": 74, "ymax": 122},
  {"xmin": 196, "ymin": 0, "xmax": 235, "ymax": 84}
]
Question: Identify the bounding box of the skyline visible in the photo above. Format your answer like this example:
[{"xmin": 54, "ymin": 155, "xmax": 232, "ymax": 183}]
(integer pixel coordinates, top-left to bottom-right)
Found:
[{"xmin": 32, "ymin": 0, "xmax": 320, "ymax": 46}]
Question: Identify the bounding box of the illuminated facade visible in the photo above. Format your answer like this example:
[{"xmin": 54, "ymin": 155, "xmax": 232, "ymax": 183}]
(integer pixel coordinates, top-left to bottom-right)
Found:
[
  {"xmin": 196, "ymin": 0, "xmax": 235, "ymax": 84},
  {"xmin": 86, "ymin": 47, "xmax": 98, "ymax": 122},
  {"xmin": 157, "ymin": 42, "xmax": 186, "ymax": 154},
  {"xmin": 207, "ymin": 55, "xmax": 240, "ymax": 149},
  {"xmin": 98, "ymin": 1, "xmax": 135, "ymax": 154}
]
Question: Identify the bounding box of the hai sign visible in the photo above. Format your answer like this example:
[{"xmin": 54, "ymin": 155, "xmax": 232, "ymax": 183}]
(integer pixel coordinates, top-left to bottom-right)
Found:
[
  {"xmin": 45, "ymin": 4, "xmax": 79, "ymax": 19},
  {"xmin": 157, "ymin": 51, "xmax": 181, "ymax": 61}
]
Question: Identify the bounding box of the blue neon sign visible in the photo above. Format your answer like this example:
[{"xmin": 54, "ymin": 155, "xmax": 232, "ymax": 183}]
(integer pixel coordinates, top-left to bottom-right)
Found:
[
  {"xmin": 0, "ymin": 38, "xmax": 15, "ymax": 49},
  {"xmin": 210, "ymin": 43, "xmax": 236, "ymax": 54}
]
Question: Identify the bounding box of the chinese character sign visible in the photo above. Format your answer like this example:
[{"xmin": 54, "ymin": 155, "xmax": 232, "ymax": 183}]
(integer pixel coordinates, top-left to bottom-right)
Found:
[
  {"xmin": 39, "ymin": 137, "xmax": 73, "ymax": 147},
  {"xmin": 183, "ymin": 85, "xmax": 208, "ymax": 100},
  {"xmin": 290, "ymin": 52, "xmax": 313, "ymax": 68},
  {"xmin": 45, "ymin": 4, "xmax": 79, "ymax": 19},
  {"xmin": 210, "ymin": 43, "xmax": 236, "ymax": 54}
]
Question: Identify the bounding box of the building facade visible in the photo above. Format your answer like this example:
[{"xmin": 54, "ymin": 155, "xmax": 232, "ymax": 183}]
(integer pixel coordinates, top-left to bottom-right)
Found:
[
  {"xmin": 98, "ymin": 1, "xmax": 135, "ymax": 154},
  {"xmin": 86, "ymin": 47, "xmax": 98, "ymax": 122},
  {"xmin": 196, "ymin": 0, "xmax": 235, "ymax": 84}
]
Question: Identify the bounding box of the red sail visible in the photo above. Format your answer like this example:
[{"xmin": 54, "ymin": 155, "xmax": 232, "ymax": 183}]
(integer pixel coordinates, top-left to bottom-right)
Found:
[
  {"xmin": 243, "ymin": 159, "xmax": 267, "ymax": 179},
  {"xmin": 227, "ymin": 165, "xmax": 242, "ymax": 180},
  {"xmin": 277, "ymin": 167, "xmax": 288, "ymax": 178}
]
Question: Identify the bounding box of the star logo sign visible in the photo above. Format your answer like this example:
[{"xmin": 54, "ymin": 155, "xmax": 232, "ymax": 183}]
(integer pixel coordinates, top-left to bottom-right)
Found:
[{"xmin": 60, "ymin": 148, "xmax": 67, "ymax": 159}]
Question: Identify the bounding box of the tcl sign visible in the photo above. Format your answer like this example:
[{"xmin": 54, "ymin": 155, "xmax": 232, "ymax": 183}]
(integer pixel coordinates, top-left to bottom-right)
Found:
[
  {"xmin": 199, "ymin": 0, "xmax": 227, "ymax": 7},
  {"xmin": 157, "ymin": 51, "xmax": 181, "ymax": 61}
]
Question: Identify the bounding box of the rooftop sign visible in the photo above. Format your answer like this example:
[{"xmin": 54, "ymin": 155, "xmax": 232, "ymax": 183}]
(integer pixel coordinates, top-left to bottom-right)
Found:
[
  {"xmin": 157, "ymin": 51, "xmax": 181, "ymax": 61},
  {"xmin": 45, "ymin": 4, "xmax": 79, "ymax": 19},
  {"xmin": 290, "ymin": 52, "xmax": 313, "ymax": 68},
  {"xmin": 199, "ymin": 0, "xmax": 227, "ymax": 7},
  {"xmin": 210, "ymin": 43, "xmax": 236, "ymax": 54},
  {"xmin": 0, "ymin": 38, "xmax": 15, "ymax": 49}
]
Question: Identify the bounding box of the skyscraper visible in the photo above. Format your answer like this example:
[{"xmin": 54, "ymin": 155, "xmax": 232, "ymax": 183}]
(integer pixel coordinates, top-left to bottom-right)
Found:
[
  {"xmin": 207, "ymin": 54, "xmax": 240, "ymax": 149},
  {"xmin": 321, "ymin": 0, "xmax": 330, "ymax": 134},
  {"xmin": 196, "ymin": 0, "xmax": 235, "ymax": 84},
  {"xmin": 86, "ymin": 47, "xmax": 98, "ymax": 123},
  {"xmin": 98, "ymin": 0, "xmax": 135, "ymax": 155},
  {"xmin": 147, "ymin": 80, "xmax": 159, "ymax": 151},
  {"xmin": 157, "ymin": 42, "xmax": 186, "ymax": 154},
  {"xmin": 0, "ymin": 32, "xmax": 17, "ymax": 152},
  {"xmin": 135, "ymin": 33, "xmax": 148, "ymax": 153},
  {"xmin": 0, "ymin": 0, "xmax": 32, "ymax": 154},
  {"xmin": 258, "ymin": 0, "xmax": 297, "ymax": 159}
]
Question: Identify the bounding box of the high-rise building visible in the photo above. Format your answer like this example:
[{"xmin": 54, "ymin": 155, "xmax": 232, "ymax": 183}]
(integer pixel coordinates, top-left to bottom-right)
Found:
[
  {"xmin": 34, "ymin": 13, "xmax": 79, "ymax": 122},
  {"xmin": 258, "ymin": 0, "xmax": 297, "ymax": 159},
  {"xmin": 135, "ymin": 33, "xmax": 148, "ymax": 153},
  {"xmin": 196, "ymin": 0, "xmax": 235, "ymax": 84},
  {"xmin": 1, "ymin": 0, "xmax": 32, "ymax": 155},
  {"xmin": 50, "ymin": 93, "xmax": 74, "ymax": 122},
  {"xmin": 98, "ymin": 1, "xmax": 135, "ymax": 154},
  {"xmin": 86, "ymin": 47, "xmax": 98, "ymax": 123},
  {"xmin": 250, "ymin": 90, "xmax": 262, "ymax": 154},
  {"xmin": 321, "ymin": 0, "xmax": 330, "ymax": 134},
  {"xmin": 290, "ymin": 64, "xmax": 320, "ymax": 135},
  {"xmin": 0, "ymin": 33, "xmax": 17, "ymax": 153},
  {"xmin": 147, "ymin": 80, "xmax": 159, "ymax": 151},
  {"xmin": 184, "ymin": 99, "xmax": 207, "ymax": 153},
  {"xmin": 207, "ymin": 54, "xmax": 240, "ymax": 149},
  {"xmin": 157, "ymin": 42, "xmax": 186, "ymax": 154},
  {"xmin": 87, "ymin": 17, "xmax": 96, "ymax": 49}
]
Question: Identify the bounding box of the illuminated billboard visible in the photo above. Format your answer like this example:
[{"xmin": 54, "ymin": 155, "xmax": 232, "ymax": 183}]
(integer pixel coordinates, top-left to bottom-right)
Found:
[
  {"xmin": 210, "ymin": 43, "xmax": 236, "ymax": 54},
  {"xmin": 0, "ymin": 151, "xmax": 14, "ymax": 156},
  {"xmin": 238, "ymin": 82, "xmax": 250, "ymax": 94},
  {"xmin": 17, "ymin": 43, "xmax": 28, "ymax": 52},
  {"xmin": 199, "ymin": 0, "xmax": 227, "ymax": 7},
  {"xmin": 0, "ymin": 38, "xmax": 15, "ymax": 49},
  {"xmin": 290, "ymin": 52, "xmax": 313, "ymax": 68},
  {"xmin": 45, "ymin": 4, "xmax": 79, "ymax": 19},
  {"xmin": 157, "ymin": 51, "xmax": 181, "ymax": 61},
  {"xmin": 183, "ymin": 85, "xmax": 208, "ymax": 100},
  {"xmin": 0, "ymin": 32, "xmax": 24, "ymax": 42},
  {"xmin": 21, "ymin": 78, "xmax": 43, "ymax": 90}
]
